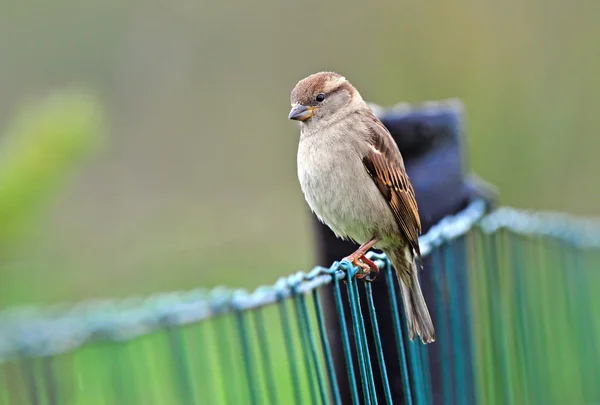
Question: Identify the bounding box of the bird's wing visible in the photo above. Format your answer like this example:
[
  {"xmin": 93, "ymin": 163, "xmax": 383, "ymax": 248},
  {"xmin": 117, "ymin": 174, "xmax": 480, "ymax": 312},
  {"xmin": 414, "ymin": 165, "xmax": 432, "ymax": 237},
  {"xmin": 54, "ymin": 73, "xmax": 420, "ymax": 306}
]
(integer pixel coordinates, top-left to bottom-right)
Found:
[{"xmin": 361, "ymin": 111, "xmax": 422, "ymax": 257}]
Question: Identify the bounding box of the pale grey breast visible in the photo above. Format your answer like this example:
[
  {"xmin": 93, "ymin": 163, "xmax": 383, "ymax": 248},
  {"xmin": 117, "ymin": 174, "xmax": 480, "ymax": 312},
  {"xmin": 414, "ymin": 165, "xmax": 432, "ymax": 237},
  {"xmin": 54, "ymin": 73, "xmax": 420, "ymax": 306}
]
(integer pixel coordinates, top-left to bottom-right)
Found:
[{"xmin": 296, "ymin": 124, "xmax": 399, "ymax": 247}]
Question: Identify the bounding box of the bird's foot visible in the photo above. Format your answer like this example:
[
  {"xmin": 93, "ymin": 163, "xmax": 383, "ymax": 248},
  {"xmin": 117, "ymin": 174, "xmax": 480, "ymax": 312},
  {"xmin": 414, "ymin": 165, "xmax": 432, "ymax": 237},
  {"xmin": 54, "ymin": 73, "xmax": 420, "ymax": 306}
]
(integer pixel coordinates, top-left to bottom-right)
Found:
[
  {"xmin": 341, "ymin": 238, "xmax": 379, "ymax": 283},
  {"xmin": 343, "ymin": 253, "xmax": 379, "ymax": 282}
]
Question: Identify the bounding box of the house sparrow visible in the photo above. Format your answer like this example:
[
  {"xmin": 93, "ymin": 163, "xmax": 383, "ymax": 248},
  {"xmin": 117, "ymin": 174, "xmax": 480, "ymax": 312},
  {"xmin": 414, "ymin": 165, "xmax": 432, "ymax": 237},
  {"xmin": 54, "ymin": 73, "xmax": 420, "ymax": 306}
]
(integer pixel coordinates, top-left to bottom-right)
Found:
[{"xmin": 288, "ymin": 72, "xmax": 435, "ymax": 344}]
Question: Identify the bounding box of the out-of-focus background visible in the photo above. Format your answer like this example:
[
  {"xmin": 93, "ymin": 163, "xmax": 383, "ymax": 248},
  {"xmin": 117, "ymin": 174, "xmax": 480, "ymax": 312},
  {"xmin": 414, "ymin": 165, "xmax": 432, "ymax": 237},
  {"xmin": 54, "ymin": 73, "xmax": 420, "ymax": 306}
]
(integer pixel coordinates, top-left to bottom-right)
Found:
[{"xmin": 1, "ymin": 1, "xmax": 599, "ymax": 308}]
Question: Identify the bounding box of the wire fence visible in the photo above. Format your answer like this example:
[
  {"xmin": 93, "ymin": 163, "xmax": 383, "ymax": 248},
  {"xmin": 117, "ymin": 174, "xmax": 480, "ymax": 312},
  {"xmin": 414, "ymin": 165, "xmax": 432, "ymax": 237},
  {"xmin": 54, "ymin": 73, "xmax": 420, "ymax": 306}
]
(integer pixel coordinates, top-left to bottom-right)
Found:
[{"xmin": 1, "ymin": 199, "xmax": 599, "ymax": 405}]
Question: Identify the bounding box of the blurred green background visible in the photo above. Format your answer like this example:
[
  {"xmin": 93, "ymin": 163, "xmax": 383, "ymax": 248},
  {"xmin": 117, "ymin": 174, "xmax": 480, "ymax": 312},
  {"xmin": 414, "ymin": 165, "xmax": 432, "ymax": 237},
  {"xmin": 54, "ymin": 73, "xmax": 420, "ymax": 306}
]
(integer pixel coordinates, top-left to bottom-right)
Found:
[{"xmin": 1, "ymin": 1, "xmax": 599, "ymax": 308}]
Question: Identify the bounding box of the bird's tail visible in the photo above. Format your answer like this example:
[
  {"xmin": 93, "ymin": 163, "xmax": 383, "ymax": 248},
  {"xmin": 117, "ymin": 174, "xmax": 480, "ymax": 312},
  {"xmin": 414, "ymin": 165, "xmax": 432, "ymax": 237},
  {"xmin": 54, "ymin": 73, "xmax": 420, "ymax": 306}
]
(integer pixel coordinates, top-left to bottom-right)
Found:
[{"xmin": 388, "ymin": 247, "xmax": 435, "ymax": 344}]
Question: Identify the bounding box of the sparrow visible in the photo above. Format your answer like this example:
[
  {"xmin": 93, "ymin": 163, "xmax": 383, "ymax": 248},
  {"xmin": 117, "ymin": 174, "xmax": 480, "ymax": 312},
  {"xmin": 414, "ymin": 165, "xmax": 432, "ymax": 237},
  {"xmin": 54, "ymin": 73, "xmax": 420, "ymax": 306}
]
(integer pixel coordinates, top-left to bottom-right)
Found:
[{"xmin": 288, "ymin": 71, "xmax": 435, "ymax": 344}]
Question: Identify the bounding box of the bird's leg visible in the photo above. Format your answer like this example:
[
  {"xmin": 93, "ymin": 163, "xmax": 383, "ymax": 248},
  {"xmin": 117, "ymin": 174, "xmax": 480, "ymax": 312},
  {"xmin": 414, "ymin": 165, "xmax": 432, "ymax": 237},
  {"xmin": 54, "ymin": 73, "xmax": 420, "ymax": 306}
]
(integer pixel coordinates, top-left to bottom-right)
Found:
[
  {"xmin": 355, "ymin": 254, "xmax": 380, "ymax": 281},
  {"xmin": 342, "ymin": 237, "xmax": 379, "ymax": 281}
]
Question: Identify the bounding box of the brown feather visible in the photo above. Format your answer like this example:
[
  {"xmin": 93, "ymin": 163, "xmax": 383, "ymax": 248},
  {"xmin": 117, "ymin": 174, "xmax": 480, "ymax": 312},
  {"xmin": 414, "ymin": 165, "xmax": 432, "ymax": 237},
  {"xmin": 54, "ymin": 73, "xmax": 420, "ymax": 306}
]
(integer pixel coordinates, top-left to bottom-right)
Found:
[
  {"xmin": 360, "ymin": 111, "xmax": 422, "ymax": 258},
  {"xmin": 290, "ymin": 72, "xmax": 353, "ymax": 106}
]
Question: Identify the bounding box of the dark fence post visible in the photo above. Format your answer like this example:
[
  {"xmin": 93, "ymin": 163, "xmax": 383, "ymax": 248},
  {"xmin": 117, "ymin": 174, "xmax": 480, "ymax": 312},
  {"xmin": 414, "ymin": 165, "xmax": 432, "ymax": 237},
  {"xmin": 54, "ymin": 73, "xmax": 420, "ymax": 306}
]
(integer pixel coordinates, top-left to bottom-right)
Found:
[{"xmin": 314, "ymin": 100, "xmax": 497, "ymax": 404}]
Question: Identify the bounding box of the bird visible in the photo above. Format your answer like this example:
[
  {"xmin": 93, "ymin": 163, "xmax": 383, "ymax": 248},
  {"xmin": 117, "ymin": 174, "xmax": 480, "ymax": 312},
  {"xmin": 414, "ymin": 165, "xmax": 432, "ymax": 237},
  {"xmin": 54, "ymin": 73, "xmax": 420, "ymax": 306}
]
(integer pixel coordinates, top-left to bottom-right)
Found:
[{"xmin": 288, "ymin": 71, "xmax": 435, "ymax": 344}]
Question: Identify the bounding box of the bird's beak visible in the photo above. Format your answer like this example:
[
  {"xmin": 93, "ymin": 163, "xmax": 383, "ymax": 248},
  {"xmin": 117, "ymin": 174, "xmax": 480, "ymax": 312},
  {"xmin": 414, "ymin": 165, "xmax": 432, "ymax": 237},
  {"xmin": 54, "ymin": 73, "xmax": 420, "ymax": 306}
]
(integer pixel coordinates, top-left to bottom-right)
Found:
[{"xmin": 288, "ymin": 103, "xmax": 314, "ymax": 121}]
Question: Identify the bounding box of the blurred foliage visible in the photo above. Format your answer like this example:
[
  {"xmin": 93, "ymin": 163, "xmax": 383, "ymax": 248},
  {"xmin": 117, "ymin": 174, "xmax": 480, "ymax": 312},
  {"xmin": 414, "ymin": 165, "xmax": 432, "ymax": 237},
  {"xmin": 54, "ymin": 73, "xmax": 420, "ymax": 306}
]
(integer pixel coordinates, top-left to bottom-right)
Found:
[
  {"xmin": 0, "ymin": 90, "xmax": 104, "ymax": 250},
  {"xmin": 0, "ymin": 1, "xmax": 599, "ymax": 306}
]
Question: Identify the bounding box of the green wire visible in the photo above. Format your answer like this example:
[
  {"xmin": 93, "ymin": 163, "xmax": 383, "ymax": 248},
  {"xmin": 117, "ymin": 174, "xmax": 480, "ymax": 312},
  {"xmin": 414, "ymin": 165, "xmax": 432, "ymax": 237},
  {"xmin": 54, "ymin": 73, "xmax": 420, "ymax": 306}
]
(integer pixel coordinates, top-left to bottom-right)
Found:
[
  {"xmin": 509, "ymin": 234, "xmax": 532, "ymax": 404},
  {"xmin": 252, "ymin": 309, "xmax": 280, "ymax": 405},
  {"xmin": 344, "ymin": 266, "xmax": 375, "ymax": 404},
  {"xmin": 443, "ymin": 240, "xmax": 468, "ymax": 405},
  {"xmin": 213, "ymin": 317, "xmax": 239, "ymax": 405},
  {"xmin": 196, "ymin": 322, "xmax": 216, "ymax": 404},
  {"xmin": 417, "ymin": 335, "xmax": 433, "ymax": 405},
  {"xmin": 351, "ymin": 279, "xmax": 379, "ymax": 404},
  {"xmin": 384, "ymin": 261, "xmax": 413, "ymax": 405},
  {"xmin": 23, "ymin": 359, "xmax": 40, "ymax": 405},
  {"xmin": 431, "ymin": 249, "xmax": 452, "ymax": 404},
  {"xmin": 41, "ymin": 357, "xmax": 59, "ymax": 405},
  {"xmin": 483, "ymin": 232, "xmax": 507, "ymax": 405},
  {"xmin": 332, "ymin": 270, "xmax": 361, "ymax": 405},
  {"xmin": 406, "ymin": 336, "xmax": 425, "ymax": 405},
  {"xmin": 365, "ymin": 282, "xmax": 393, "ymax": 404},
  {"xmin": 312, "ymin": 289, "xmax": 342, "ymax": 405},
  {"xmin": 296, "ymin": 293, "xmax": 330, "ymax": 405},
  {"xmin": 278, "ymin": 299, "xmax": 304, "ymax": 405},
  {"xmin": 235, "ymin": 311, "xmax": 260, "ymax": 405},
  {"xmin": 567, "ymin": 243, "xmax": 600, "ymax": 401},
  {"xmin": 291, "ymin": 294, "xmax": 320, "ymax": 405},
  {"xmin": 165, "ymin": 326, "xmax": 197, "ymax": 405}
]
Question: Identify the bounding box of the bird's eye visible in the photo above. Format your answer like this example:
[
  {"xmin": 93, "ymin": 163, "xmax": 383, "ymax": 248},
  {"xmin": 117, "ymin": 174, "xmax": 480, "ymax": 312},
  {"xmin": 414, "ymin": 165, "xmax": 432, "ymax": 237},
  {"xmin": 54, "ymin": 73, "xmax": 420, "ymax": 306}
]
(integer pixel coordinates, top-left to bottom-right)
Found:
[{"xmin": 316, "ymin": 93, "xmax": 326, "ymax": 102}]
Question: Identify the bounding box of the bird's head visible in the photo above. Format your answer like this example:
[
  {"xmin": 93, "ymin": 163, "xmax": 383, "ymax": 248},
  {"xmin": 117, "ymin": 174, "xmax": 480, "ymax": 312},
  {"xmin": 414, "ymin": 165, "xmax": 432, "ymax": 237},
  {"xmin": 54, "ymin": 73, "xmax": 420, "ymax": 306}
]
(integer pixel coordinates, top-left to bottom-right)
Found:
[{"xmin": 288, "ymin": 71, "xmax": 361, "ymax": 128}]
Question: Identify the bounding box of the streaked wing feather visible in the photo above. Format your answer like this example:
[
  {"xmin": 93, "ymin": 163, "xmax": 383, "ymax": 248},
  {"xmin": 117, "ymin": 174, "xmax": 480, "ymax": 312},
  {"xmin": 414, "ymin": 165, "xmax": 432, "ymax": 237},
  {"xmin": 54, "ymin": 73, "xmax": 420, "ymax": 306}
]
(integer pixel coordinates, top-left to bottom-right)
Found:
[{"xmin": 361, "ymin": 113, "xmax": 422, "ymax": 257}]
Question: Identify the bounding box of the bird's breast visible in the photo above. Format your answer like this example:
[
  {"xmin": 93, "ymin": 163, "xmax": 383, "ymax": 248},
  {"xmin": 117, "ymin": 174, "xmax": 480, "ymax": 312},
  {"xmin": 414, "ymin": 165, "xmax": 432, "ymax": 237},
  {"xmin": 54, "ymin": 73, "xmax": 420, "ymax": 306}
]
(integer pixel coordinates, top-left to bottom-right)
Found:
[{"xmin": 296, "ymin": 134, "xmax": 398, "ymax": 244}]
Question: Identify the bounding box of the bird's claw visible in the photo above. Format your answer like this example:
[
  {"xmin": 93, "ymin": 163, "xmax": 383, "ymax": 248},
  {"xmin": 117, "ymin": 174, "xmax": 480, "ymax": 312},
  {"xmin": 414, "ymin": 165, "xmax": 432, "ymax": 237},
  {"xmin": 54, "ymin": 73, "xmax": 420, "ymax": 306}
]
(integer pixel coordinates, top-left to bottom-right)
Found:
[{"xmin": 343, "ymin": 254, "xmax": 379, "ymax": 282}]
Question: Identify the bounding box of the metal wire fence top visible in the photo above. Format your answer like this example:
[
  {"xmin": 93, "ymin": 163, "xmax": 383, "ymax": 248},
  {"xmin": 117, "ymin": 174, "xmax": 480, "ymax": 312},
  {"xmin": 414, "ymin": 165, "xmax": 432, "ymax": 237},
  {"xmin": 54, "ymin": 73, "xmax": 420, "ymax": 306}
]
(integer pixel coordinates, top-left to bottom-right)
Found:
[
  {"xmin": 0, "ymin": 200, "xmax": 480, "ymax": 362},
  {"xmin": 1, "ymin": 199, "xmax": 599, "ymax": 364},
  {"xmin": 1, "ymin": 201, "xmax": 600, "ymax": 405},
  {"xmin": 480, "ymin": 206, "xmax": 600, "ymax": 248}
]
